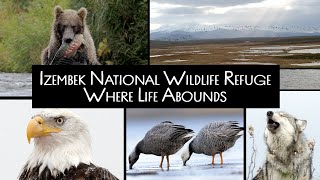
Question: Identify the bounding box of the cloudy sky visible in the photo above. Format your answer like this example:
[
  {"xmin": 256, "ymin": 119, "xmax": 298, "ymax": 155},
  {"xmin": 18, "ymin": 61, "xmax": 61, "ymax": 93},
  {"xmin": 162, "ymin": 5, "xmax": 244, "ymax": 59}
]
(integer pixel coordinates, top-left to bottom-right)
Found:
[{"xmin": 151, "ymin": 0, "xmax": 320, "ymax": 31}]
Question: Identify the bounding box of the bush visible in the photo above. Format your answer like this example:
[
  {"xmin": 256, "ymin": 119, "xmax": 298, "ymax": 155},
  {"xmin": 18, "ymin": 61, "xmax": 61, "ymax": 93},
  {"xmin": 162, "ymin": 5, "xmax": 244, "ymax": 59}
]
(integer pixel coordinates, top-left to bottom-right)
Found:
[
  {"xmin": 71, "ymin": 0, "xmax": 148, "ymax": 65},
  {"xmin": 0, "ymin": 0, "xmax": 147, "ymax": 72},
  {"xmin": 0, "ymin": 0, "xmax": 69, "ymax": 72}
]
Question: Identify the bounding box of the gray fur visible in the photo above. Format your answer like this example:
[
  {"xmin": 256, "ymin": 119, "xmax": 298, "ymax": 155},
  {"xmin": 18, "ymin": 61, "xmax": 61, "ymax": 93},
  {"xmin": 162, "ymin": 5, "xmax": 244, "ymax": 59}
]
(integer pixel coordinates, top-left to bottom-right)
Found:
[
  {"xmin": 128, "ymin": 121, "xmax": 193, "ymax": 169},
  {"xmin": 182, "ymin": 121, "xmax": 243, "ymax": 165},
  {"xmin": 253, "ymin": 111, "xmax": 314, "ymax": 180}
]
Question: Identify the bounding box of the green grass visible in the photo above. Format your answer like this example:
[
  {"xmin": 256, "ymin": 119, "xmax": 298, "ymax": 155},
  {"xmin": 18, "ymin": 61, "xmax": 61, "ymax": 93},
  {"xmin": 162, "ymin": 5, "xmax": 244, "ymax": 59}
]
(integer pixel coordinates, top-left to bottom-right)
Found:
[
  {"xmin": 0, "ymin": 0, "xmax": 147, "ymax": 72},
  {"xmin": 71, "ymin": 0, "xmax": 148, "ymax": 65},
  {"xmin": 0, "ymin": 0, "xmax": 69, "ymax": 72}
]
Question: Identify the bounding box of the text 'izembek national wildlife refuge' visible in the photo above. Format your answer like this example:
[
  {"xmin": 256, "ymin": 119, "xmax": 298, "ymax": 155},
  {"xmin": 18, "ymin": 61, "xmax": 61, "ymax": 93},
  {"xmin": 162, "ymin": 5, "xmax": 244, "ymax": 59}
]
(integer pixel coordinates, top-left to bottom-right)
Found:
[{"xmin": 39, "ymin": 70, "xmax": 272, "ymax": 103}]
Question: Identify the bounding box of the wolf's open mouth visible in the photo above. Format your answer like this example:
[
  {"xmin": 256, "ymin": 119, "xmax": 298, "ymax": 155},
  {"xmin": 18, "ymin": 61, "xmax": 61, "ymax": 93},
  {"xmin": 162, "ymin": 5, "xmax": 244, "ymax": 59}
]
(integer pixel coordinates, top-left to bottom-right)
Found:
[{"xmin": 267, "ymin": 118, "xmax": 280, "ymax": 132}]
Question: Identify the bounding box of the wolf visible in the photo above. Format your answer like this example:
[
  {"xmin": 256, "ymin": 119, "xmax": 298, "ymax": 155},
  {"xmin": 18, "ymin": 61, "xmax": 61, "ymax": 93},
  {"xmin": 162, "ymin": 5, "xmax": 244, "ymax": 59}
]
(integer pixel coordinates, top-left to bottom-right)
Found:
[{"xmin": 253, "ymin": 111, "xmax": 314, "ymax": 180}]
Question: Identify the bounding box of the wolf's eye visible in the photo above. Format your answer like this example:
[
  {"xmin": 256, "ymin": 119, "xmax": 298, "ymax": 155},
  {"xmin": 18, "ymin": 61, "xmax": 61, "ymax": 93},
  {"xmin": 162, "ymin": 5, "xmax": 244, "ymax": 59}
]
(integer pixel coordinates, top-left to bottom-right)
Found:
[
  {"xmin": 55, "ymin": 117, "xmax": 64, "ymax": 125},
  {"xmin": 279, "ymin": 113, "xmax": 285, "ymax": 117}
]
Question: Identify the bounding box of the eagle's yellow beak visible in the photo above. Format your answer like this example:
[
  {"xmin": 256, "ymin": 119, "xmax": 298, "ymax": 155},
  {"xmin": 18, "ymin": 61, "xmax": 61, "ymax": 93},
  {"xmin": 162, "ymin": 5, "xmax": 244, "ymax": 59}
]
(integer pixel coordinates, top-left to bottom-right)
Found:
[{"xmin": 27, "ymin": 116, "xmax": 62, "ymax": 143}]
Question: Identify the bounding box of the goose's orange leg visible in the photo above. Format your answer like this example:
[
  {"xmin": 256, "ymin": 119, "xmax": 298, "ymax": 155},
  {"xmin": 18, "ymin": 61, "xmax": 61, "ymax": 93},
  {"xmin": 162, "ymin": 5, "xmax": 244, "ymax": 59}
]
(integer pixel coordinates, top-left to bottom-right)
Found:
[
  {"xmin": 219, "ymin": 152, "xmax": 223, "ymax": 165},
  {"xmin": 212, "ymin": 151, "xmax": 215, "ymax": 165},
  {"xmin": 166, "ymin": 155, "xmax": 170, "ymax": 170},
  {"xmin": 159, "ymin": 155, "xmax": 164, "ymax": 168}
]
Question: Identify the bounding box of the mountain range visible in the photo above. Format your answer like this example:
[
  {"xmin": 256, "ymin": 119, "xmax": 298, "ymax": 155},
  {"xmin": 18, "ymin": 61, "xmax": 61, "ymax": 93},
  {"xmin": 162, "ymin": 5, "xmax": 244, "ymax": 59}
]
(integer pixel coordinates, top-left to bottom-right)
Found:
[{"xmin": 151, "ymin": 28, "xmax": 320, "ymax": 41}]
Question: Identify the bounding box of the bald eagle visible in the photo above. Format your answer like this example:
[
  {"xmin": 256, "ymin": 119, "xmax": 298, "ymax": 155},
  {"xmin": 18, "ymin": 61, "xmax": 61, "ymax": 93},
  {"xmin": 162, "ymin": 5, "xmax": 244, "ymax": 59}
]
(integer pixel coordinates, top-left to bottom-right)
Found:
[{"xmin": 19, "ymin": 109, "xmax": 118, "ymax": 180}]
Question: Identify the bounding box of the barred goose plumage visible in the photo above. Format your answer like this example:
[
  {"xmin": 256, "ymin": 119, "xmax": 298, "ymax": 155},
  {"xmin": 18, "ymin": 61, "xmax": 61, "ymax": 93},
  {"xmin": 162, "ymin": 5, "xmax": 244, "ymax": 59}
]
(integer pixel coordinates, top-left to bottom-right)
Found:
[
  {"xmin": 129, "ymin": 121, "xmax": 194, "ymax": 170},
  {"xmin": 181, "ymin": 121, "xmax": 243, "ymax": 166}
]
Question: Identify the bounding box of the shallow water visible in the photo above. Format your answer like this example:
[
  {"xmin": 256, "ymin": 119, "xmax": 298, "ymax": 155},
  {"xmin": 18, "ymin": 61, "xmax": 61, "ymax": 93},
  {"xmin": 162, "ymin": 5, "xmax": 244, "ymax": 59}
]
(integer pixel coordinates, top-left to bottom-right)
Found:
[
  {"xmin": 192, "ymin": 50, "xmax": 204, "ymax": 53},
  {"xmin": 291, "ymin": 62, "xmax": 320, "ymax": 66},
  {"xmin": 197, "ymin": 53, "xmax": 211, "ymax": 55},
  {"xmin": 231, "ymin": 62, "xmax": 276, "ymax": 65},
  {"xmin": 150, "ymin": 54, "xmax": 175, "ymax": 58},
  {"xmin": 163, "ymin": 59, "xmax": 189, "ymax": 63},
  {"xmin": 239, "ymin": 50, "xmax": 283, "ymax": 54},
  {"xmin": 238, "ymin": 45, "xmax": 320, "ymax": 57},
  {"xmin": 126, "ymin": 110, "xmax": 244, "ymax": 180},
  {"xmin": 289, "ymin": 48, "xmax": 320, "ymax": 54},
  {"xmin": 0, "ymin": 73, "xmax": 32, "ymax": 96},
  {"xmin": 251, "ymin": 45, "xmax": 320, "ymax": 50},
  {"xmin": 280, "ymin": 69, "xmax": 320, "ymax": 89}
]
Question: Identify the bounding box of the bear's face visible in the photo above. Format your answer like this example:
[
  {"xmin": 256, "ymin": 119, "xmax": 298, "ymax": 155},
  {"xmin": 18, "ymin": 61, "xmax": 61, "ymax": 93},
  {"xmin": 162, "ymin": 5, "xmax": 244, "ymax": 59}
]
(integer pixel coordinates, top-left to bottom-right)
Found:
[{"xmin": 53, "ymin": 6, "xmax": 87, "ymax": 44}]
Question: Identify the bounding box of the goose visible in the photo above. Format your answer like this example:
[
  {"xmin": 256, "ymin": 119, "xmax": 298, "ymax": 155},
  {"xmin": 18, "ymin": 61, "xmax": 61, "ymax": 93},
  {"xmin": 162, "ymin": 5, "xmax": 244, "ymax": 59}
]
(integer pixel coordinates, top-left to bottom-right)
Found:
[
  {"xmin": 129, "ymin": 121, "xmax": 194, "ymax": 169},
  {"xmin": 181, "ymin": 121, "xmax": 243, "ymax": 166}
]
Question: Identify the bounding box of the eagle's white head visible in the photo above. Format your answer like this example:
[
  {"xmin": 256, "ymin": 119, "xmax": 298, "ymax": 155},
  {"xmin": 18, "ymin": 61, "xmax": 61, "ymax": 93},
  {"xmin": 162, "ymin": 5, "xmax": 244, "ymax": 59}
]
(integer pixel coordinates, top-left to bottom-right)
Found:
[{"xmin": 23, "ymin": 109, "xmax": 92, "ymax": 176}]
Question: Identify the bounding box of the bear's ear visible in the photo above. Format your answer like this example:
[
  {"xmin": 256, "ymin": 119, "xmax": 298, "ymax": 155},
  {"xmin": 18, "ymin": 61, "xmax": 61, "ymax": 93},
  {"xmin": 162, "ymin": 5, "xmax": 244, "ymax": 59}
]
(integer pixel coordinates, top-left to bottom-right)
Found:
[
  {"xmin": 78, "ymin": 7, "xmax": 87, "ymax": 22},
  {"xmin": 54, "ymin": 5, "xmax": 64, "ymax": 18}
]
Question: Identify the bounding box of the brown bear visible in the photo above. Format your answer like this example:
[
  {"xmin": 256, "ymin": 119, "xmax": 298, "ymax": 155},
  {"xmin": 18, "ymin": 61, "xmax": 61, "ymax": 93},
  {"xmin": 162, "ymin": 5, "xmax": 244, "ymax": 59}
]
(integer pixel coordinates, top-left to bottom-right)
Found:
[{"xmin": 41, "ymin": 6, "xmax": 100, "ymax": 65}]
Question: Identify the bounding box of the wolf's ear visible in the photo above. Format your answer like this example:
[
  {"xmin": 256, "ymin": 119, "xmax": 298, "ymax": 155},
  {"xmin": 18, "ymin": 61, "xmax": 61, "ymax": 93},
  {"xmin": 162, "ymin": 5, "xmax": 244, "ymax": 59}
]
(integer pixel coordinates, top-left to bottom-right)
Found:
[
  {"xmin": 54, "ymin": 6, "xmax": 64, "ymax": 18},
  {"xmin": 78, "ymin": 7, "xmax": 87, "ymax": 22},
  {"xmin": 296, "ymin": 119, "xmax": 307, "ymax": 132}
]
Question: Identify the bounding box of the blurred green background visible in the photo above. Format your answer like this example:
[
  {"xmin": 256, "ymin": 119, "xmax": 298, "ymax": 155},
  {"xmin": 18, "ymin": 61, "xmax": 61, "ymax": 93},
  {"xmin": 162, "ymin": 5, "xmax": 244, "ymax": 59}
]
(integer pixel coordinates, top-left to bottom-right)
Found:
[{"xmin": 0, "ymin": 0, "xmax": 148, "ymax": 72}]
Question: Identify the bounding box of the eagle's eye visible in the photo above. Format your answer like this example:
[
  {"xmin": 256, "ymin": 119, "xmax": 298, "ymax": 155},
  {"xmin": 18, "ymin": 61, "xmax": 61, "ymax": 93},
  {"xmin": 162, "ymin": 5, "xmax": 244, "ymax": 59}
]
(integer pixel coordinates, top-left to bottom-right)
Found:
[{"xmin": 55, "ymin": 117, "xmax": 64, "ymax": 125}]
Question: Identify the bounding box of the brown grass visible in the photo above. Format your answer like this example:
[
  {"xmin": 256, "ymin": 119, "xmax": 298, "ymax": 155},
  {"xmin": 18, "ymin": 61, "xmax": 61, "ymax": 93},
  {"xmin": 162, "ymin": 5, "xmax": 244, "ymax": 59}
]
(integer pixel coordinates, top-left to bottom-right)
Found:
[{"xmin": 150, "ymin": 36, "xmax": 320, "ymax": 68}]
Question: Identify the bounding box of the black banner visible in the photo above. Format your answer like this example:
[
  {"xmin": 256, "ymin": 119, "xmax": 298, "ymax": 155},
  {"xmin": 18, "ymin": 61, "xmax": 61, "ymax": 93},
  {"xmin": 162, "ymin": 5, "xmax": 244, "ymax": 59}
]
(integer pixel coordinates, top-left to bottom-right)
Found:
[{"xmin": 32, "ymin": 65, "xmax": 280, "ymax": 108}]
